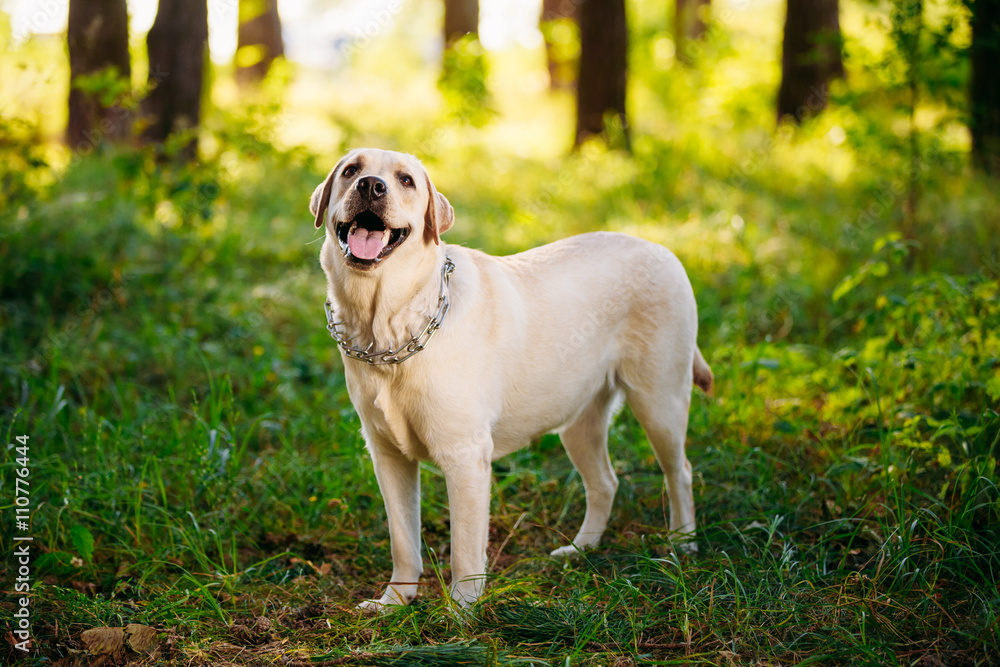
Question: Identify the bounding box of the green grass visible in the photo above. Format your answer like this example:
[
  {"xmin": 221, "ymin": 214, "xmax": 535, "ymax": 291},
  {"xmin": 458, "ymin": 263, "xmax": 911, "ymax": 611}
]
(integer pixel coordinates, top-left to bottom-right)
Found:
[{"xmin": 2, "ymin": 1, "xmax": 1000, "ymax": 663}]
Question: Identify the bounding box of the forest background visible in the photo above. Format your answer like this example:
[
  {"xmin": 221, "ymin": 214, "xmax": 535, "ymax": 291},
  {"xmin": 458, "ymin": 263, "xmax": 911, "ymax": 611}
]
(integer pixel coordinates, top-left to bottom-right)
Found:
[{"xmin": 0, "ymin": 0, "xmax": 998, "ymax": 663}]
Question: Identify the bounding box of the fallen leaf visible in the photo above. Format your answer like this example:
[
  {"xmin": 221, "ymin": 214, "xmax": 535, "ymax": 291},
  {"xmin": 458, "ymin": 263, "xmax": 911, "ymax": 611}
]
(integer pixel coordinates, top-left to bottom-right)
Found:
[
  {"xmin": 80, "ymin": 627, "xmax": 124, "ymax": 656},
  {"xmin": 79, "ymin": 625, "xmax": 158, "ymax": 659},
  {"xmin": 124, "ymin": 624, "xmax": 157, "ymax": 654}
]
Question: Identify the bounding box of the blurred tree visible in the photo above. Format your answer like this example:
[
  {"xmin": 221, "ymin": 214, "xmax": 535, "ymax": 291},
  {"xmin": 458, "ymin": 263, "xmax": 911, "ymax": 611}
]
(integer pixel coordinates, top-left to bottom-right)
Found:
[
  {"xmin": 444, "ymin": 0, "xmax": 479, "ymax": 46},
  {"xmin": 66, "ymin": 0, "xmax": 131, "ymax": 147},
  {"xmin": 440, "ymin": 0, "xmax": 492, "ymax": 125},
  {"xmin": 575, "ymin": 0, "xmax": 629, "ymax": 149},
  {"xmin": 675, "ymin": 0, "xmax": 710, "ymax": 64},
  {"xmin": 439, "ymin": 35, "xmax": 494, "ymax": 125},
  {"xmin": 969, "ymin": 0, "xmax": 1000, "ymax": 175},
  {"xmin": 235, "ymin": 0, "xmax": 284, "ymax": 87},
  {"xmin": 890, "ymin": 0, "xmax": 923, "ymax": 238},
  {"xmin": 540, "ymin": 0, "xmax": 578, "ymax": 90},
  {"xmin": 141, "ymin": 0, "xmax": 208, "ymax": 160},
  {"xmin": 776, "ymin": 0, "xmax": 843, "ymax": 122}
]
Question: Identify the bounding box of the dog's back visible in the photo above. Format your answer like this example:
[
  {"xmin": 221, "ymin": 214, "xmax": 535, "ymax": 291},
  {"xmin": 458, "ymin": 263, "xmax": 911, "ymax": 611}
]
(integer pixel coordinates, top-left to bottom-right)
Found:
[{"xmin": 454, "ymin": 231, "xmax": 709, "ymax": 461}]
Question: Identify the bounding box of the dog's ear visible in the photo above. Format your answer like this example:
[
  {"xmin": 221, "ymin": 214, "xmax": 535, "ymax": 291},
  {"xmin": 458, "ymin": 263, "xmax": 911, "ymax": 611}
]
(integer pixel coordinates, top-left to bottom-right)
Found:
[
  {"xmin": 310, "ymin": 156, "xmax": 348, "ymax": 229},
  {"xmin": 423, "ymin": 174, "xmax": 455, "ymax": 245},
  {"xmin": 311, "ymin": 174, "xmax": 335, "ymax": 229}
]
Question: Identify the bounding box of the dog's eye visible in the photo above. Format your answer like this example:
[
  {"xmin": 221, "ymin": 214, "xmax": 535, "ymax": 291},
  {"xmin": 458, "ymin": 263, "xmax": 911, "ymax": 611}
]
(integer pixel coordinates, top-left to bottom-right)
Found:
[
  {"xmin": 342, "ymin": 164, "xmax": 359, "ymax": 178},
  {"xmin": 399, "ymin": 174, "xmax": 414, "ymax": 187}
]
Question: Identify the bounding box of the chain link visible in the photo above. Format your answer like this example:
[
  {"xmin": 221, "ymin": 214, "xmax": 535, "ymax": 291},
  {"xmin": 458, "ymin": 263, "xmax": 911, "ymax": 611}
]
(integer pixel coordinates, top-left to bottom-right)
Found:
[{"xmin": 324, "ymin": 257, "xmax": 455, "ymax": 365}]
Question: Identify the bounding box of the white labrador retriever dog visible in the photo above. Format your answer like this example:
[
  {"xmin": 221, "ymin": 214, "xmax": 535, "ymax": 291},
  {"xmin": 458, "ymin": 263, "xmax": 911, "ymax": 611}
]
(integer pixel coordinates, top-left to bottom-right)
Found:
[{"xmin": 311, "ymin": 148, "xmax": 713, "ymax": 612}]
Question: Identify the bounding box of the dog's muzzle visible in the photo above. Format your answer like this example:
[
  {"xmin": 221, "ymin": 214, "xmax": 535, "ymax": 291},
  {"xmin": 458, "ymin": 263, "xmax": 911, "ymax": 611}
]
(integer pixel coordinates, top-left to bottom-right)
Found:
[{"xmin": 335, "ymin": 209, "xmax": 410, "ymax": 269}]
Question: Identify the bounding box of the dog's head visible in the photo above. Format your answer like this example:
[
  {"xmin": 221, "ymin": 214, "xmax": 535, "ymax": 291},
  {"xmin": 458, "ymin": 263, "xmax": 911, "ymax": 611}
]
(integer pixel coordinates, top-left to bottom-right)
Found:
[{"xmin": 311, "ymin": 148, "xmax": 454, "ymax": 272}]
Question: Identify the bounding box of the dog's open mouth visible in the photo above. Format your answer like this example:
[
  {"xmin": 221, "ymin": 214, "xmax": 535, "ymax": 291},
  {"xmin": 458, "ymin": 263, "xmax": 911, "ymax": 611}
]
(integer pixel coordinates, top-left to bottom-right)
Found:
[{"xmin": 336, "ymin": 210, "xmax": 409, "ymax": 268}]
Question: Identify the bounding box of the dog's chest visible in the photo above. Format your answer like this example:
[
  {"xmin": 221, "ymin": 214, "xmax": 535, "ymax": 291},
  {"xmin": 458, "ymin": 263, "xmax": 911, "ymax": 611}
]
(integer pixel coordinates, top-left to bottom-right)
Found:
[{"xmin": 347, "ymin": 370, "xmax": 429, "ymax": 460}]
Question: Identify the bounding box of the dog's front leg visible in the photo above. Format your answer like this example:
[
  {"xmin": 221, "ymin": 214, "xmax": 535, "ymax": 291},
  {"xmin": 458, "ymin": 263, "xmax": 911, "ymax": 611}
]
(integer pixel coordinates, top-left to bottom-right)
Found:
[
  {"xmin": 439, "ymin": 437, "xmax": 492, "ymax": 608},
  {"xmin": 359, "ymin": 445, "xmax": 422, "ymax": 613}
]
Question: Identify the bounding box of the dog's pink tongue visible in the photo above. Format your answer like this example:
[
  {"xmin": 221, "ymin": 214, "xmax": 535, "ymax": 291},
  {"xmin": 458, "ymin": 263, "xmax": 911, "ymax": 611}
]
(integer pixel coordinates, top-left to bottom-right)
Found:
[{"xmin": 348, "ymin": 227, "xmax": 385, "ymax": 260}]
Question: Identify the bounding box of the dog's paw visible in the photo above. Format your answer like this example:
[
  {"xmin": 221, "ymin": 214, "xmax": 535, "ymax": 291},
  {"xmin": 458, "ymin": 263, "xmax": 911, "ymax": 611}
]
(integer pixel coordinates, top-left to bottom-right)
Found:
[
  {"xmin": 356, "ymin": 599, "xmax": 385, "ymax": 615},
  {"xmin": 357, "ymin": 598, "xmax": 402, "ymax": 615},
  {"xmin": 673, "ymin": 540, "xmax": 698, "ymax": 556},
  {"xmin": 549, "ymin": 544, "xmax": 584, "ymax": 558},
  {"xmin": 450, "ymin": 577, "xmax": 485, "ymax": 609}
]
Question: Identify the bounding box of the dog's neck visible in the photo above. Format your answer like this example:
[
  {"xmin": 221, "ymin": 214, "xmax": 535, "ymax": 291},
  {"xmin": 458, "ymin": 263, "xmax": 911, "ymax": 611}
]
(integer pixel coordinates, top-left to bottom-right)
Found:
[{"xmin": 327, "ymin": 247, "xmax": 448, "ymax": 355}]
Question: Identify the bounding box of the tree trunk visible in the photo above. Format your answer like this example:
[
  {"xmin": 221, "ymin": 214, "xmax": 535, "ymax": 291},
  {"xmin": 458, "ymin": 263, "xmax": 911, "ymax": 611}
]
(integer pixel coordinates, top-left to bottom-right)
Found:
[
  {"xmin": 575, "ymin": 0, "xmax": 629, "ymax": 149},
  {"xmin": 236, "ymin": 0, "xmax": 284, "ymax": 87},
  {"xmin": 66, "ymin": 0, "xmax": 131, "ymax": 149},
  {"xmin": 141, "ymin": 0, "xmax": 208, "ymax": 160},
  {"xmin": 970, "ymin": 0, "xmax": 1000, "ymax": 175},
  {"xmin": 776, "ymin": 0, "xmax": 843, "ymax": 123},
  {"xmin": 444, "ymin": 0, "xmax": 479, "ymax": 47},
  {"xmin": 540, "ymin": 0, "xmax": 577, "ymax": 90},
  {"xmin": 541, "ymin": 0, "xmax": 574, "ymax": 23},
  {"xmin": 675, "ymin": 0, "xmax": 710, "ymax": 63}
]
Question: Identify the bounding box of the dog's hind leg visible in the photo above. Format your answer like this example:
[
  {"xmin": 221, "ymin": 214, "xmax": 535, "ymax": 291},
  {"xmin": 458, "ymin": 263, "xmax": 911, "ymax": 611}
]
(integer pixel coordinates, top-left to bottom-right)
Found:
[
  {"xmin": 551, "ymin": 385, "xmax": 621, "ymax": 557},
  {"xmin": 625, "ymin": 383, "xmax": 697, "ymax": 553}
]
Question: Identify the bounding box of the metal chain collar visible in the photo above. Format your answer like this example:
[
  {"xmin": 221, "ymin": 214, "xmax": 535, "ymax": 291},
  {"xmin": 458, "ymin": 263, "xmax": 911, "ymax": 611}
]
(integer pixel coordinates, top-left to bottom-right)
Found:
[{"xmin": 324, "ymin": 257, "xmax": 455, "ymax": 365}]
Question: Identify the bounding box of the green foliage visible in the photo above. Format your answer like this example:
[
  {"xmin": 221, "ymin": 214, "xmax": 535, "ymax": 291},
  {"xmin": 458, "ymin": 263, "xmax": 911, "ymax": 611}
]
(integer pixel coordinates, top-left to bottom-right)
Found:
[
  {"xmin": 71, "ymin": 65, "xmax": 132, "ymax": 109},
  {"xmin": 539, "ymin": 17, "xmax": 580, "ymax": 88},
  {"xmin": 832, "ymin": 233, "xmax": 910, "ymax": 301},
  {"xmin": 0, "ymin": 116, "xmax": 50, "ymax": 209},
  {"xmin": 439, "ymin": 35, "xmax": 496, "ymax": 127},
  {"xmin": 69, "ymin": 525, "xmax": 96, "ymax": 564}
]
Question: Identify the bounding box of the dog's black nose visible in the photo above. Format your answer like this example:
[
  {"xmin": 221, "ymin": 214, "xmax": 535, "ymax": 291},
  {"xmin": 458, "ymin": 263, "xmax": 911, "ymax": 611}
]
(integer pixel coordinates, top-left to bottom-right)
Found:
[{"xmin": 356, "ymin": 176, "xmax": 387, "ymax": 200}]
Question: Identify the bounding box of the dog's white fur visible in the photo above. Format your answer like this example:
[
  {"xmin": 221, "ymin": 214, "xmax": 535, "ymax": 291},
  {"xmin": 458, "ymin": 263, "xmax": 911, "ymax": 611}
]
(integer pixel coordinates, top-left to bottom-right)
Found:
[{"xmin": 312, "ymin": 148, "xmax": 712, "ymax": 611}]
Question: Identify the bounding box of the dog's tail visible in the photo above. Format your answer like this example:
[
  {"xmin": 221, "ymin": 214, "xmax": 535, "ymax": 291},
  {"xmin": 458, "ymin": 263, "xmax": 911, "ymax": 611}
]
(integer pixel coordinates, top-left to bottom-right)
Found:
[{"xmin": 693, "ymin": 346, "xmax": 713, "ymax": 395}]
